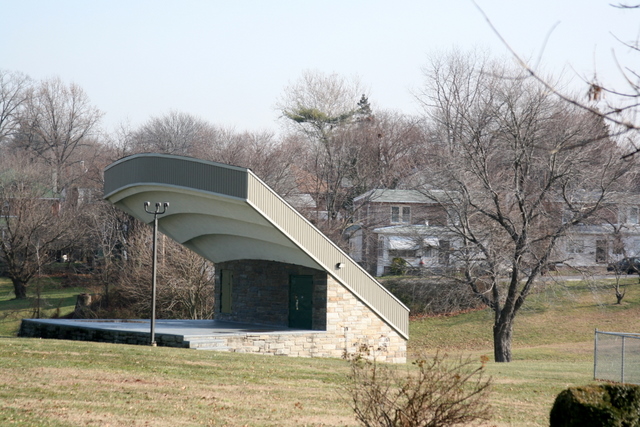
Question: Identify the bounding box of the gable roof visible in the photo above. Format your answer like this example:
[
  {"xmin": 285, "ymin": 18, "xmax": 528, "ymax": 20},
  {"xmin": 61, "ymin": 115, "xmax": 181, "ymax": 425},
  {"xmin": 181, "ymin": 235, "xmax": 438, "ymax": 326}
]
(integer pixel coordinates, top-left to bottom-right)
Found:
[
  {"xmin": 354, "ymin": 188, "xmax": 454, "ymax": 204},
  {"xmin": 354, "ymin": 189, "xmax": 427, "ymax": 204}
]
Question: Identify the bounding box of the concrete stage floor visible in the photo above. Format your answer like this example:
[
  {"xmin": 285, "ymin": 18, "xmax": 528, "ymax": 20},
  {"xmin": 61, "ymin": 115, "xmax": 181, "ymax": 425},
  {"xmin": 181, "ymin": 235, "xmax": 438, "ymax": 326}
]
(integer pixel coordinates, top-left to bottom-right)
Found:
[{"xmin": 24, "ymin": 318, "xmax": 298, "ymax": 336}]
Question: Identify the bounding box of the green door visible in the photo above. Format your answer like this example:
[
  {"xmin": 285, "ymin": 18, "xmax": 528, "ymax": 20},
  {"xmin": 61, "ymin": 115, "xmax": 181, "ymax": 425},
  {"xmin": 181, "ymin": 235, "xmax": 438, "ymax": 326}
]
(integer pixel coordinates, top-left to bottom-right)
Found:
[
  {"xmin": 289, "ymin": 275, "xmax": 313, "ymax": 329},
  {"xmin": 220, "ymin": 269, "xmax": 233, "ymax": 314}
]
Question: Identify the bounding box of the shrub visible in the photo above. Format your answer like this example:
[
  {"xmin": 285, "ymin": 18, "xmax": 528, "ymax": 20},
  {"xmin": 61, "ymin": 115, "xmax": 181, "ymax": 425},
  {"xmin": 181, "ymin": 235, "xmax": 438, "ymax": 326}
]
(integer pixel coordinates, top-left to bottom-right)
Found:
[
  {"xmin": 389, "ymin": 258, "xmax": 409, "ymax": 276},
  {"xmin": 381, "ymin": 277, "xmax": 482, "ymax": 316},
  {"xmin": 550, "ymin": 384, "xmax": 640, "ymax": 427},
  {"xmin": 343, "ymin": 346, "xmax": 492, "ymax": 427}
]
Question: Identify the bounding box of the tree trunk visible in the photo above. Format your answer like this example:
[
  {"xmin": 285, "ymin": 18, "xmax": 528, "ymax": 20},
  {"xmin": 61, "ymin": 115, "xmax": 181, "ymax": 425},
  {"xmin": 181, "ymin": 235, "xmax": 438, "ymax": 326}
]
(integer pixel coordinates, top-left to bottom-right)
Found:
[
  {"xmin": 12, "ymin": 279, "xmax": 28, "ymax": 299},
  {"xmin": 493, "ymin": 320, "xmax": 513, "ymax": 363}
]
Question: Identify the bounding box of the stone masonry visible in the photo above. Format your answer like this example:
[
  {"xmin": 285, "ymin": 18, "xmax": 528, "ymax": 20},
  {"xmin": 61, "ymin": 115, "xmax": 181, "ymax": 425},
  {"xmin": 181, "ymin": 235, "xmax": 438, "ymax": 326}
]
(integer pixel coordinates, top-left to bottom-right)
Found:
[
  {"xmin": 214, "ymin": 259, "xmax": 406, "ymax": 363},
  {"xmin": 219, "ymin": 276, "xmax": 406, "ymax": 363}
]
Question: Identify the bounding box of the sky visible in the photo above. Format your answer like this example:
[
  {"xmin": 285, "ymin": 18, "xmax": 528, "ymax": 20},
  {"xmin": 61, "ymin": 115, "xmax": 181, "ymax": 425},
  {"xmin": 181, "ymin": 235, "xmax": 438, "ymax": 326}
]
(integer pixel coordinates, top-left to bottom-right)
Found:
[{"xmin": 1, "ymin": 1, "xmax": 638, "ymax": 135}]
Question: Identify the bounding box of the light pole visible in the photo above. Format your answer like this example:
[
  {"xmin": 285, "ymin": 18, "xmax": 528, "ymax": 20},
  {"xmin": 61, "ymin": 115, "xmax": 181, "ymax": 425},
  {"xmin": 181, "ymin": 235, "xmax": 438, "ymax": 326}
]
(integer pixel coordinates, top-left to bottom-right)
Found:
[{"xmin": 144, "ymin": 201, "xmax": 169, "ymax": 346}]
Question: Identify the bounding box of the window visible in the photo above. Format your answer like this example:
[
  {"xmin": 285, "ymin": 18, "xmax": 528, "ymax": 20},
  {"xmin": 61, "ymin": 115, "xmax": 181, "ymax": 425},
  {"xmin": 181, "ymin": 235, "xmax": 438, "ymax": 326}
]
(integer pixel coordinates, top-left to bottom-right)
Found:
[
  {"xmin": 566, "ymin": 239, "xmax": 585, "ymax": 254},
  {"xmin": 630, "ymin": 207, "xmax": 639, "ymax": 224},
  {"xmin": 391, "ymin": 206, "xmax": 410, "ymax": 224},
  {"xmin": 438, "ymin": 240, "xmax": 451, "ymax": 265},
  {"xmin": 448, "ymin": 211, "xmax": 460, "ymax": 226},
  {"xmin": 391, "ymin": 206, "xmax": 399, "ymax": 223},
  {"xmin": 596, "ymin": 240, "xmax": 608, "ymax": 263},
  {"xmin": 613, "ymin": 238, "xmax": 625, "ymax": 255},
  {"xmin": 422, "ymin": 247, "xmax": 435, "ymax": 258}
]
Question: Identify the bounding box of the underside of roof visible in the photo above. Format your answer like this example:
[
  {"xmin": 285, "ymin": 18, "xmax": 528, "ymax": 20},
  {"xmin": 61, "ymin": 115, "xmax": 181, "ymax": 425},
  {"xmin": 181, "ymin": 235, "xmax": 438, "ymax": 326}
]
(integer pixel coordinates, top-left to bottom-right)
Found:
[{"xmin": 104, "ymin": 154, "xmax": 409, "ymax": 339}]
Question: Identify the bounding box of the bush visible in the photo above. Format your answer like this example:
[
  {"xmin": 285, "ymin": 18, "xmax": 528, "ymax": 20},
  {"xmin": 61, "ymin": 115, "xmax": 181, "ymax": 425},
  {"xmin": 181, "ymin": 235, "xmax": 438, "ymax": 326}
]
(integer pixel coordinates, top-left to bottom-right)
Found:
[
  {"xmin": 389, "ymin": 257, "xmax": 409, "ymax": 276},
  {"xmin": 550, "ymin": 384, "xmax": 640, "ymax": 427},
  {"xmin": 381, "ymin": 277, "xmax": 482, "ymax": 316},
  {"xmin": 343, "ymin": 346, "xmax": 492, "ymax": 427}
]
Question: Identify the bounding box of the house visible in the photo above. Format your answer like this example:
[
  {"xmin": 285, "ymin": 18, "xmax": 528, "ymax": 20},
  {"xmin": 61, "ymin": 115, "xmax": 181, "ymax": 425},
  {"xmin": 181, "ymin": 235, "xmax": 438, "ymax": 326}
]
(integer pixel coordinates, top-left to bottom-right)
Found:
[
  {"xmin": 348, "ymin": 189, "xmax": 640, "ymax": 275},
  {"xmin": 348, "ymin": 189, "xmax": 457, "ymax": 276},
  {"xmin": 556, "ymin": 195, "xmax": 640, "ymax": 268}
]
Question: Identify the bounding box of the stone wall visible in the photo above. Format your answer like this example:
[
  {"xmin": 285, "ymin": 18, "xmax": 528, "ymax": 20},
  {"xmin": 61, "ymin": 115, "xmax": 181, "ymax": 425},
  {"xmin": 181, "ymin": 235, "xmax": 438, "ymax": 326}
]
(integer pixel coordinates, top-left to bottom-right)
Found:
[
  {"xmin": 214, "ymin": 259, "xmax": 406, "ymax": 363},
  {"xmin": 18, "ymin": 319, "xmax": 188, "ymax": 347},
  {"xmin": 207, "ymin": 276, "xmax": 406, "ymax": 363},
  {"xmin": 326, "ymin": 275, "xmax": 406, "ymax": 363}
]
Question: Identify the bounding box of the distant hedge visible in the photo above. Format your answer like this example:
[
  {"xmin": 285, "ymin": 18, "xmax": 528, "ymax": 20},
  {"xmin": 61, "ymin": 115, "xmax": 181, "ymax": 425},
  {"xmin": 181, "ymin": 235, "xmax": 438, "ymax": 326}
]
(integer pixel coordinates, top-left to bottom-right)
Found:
[{"xmin": 380, "ymin": 277, "xmax": 482, "ymax": 316}]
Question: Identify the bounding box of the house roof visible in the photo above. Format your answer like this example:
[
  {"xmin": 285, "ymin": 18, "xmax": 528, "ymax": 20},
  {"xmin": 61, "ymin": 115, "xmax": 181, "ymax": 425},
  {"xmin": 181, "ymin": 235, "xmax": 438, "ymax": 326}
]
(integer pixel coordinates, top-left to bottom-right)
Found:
[
  {"xmin": 104, "ymin": 153, "xmax": 409, "ymax": 339},
  {"xmin": 284, "ymin": 193, "xmax": 316, "ymax": 209},
  {"xmin": 354, "ymin": 188, "xmax": 454, "ymax": 204},
  {"xmin": 354, "ymin": 189, "xmax": 427, "ymax": 204},
  {"xmin": 545, "ymin": 190, "xmax": 640, "ymax": 205}
]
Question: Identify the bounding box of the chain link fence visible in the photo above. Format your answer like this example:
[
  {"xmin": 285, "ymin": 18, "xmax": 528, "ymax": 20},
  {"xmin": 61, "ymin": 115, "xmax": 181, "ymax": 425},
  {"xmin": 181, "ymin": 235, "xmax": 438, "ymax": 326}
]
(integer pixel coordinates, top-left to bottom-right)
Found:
[{"xmin": 594, "ymin": 330, "xmax": 640, "ymax": 384}]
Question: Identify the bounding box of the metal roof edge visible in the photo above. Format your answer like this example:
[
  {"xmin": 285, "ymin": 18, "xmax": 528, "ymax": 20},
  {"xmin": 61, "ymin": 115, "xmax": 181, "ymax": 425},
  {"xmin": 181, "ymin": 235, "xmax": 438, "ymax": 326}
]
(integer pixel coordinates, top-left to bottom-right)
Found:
[{"xmin": 104, "ymin": 153, "xmax": 250, "ymax": 174}]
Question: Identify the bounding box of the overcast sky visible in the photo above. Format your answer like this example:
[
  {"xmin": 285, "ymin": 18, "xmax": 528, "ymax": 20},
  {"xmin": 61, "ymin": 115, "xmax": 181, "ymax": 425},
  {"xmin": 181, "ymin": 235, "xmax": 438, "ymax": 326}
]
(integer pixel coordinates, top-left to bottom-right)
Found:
[{"xmin": 1, "ymin": 1, "xmax": 637, "ymax": 134}]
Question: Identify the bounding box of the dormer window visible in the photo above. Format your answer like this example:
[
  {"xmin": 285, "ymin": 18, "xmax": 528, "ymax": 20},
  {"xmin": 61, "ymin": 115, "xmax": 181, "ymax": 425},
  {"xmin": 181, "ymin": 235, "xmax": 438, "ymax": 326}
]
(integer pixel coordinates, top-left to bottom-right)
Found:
[{"xmin": 391, "ymin": 206, "xmax": 411, "ymax": 224}]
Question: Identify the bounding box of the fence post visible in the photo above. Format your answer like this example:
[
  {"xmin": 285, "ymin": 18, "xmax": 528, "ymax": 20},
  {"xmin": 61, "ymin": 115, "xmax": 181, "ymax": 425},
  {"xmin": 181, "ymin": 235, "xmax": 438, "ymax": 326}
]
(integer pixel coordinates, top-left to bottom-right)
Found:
[
  {"xmin": 594, "ymin": 329, "xmax": 598, "ymax": 381},
  {"xmin": 622, "ymin": 335, "xmax": 626, "ymax": 384}
]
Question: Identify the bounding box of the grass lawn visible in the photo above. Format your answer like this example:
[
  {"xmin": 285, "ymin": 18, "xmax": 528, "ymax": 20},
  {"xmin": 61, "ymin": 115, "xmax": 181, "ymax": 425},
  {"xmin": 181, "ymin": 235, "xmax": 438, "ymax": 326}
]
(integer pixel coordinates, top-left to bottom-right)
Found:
[
  {"xmin": 0, "ymin": 338, "xmax": 354, "ymax": 426},
  {"xmin": 1, "ymin": 275, "xmax": 639, "ymax": 426},
  {"xmin": 0, "ymin": 277, "xmax": 90, "ymax": 337}
]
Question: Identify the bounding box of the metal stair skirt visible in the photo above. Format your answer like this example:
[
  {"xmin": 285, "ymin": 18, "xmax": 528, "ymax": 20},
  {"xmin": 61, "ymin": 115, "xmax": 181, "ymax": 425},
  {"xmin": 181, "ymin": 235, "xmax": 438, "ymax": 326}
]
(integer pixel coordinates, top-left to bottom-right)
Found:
[{"xmin": 184, "ymin": 336, "xmax": 230, "ymax": 351}]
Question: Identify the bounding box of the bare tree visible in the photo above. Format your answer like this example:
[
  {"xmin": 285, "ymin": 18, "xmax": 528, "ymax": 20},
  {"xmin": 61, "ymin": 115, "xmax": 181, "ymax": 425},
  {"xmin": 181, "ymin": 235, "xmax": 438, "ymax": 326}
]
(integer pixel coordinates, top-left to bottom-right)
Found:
[
  {"xmin": 159, "ymin": 244, "xmax": 215, "ymax": 320},
  {"xmin": 111, "ymin": 220, "xmax": 215, "ymax": 320},
  {"xmin": 277, "ymin": 72, "xmax": 429, "ymax": 245},
  {"xmin": 129, "ymin": 110, "xmax": 218, "ymax": 157},
  {"xmin": 596, "ymin": 198, "xmax": 640, "ymax": 304},
  {"xmin": 417, "ymin": 51, "xmax": 629, "ymax": 362},
  {"xmin": 0, "ymin": 69, "xmax": 31, "ymax": 144},
  {"xmin": 0, "ymin": 153, "xmax": 77, "ymax": 299},
  {"xmin": 13, "ymin": 77, "xmax": 103, "ymax": 193},
  {"xmin": 475, "ymin": 2, "xmax": 640, "ymax": 157},
  {"xmin": 278, "ymin": 70, "xmax": 370, "ymax": 238},
  {"xmin": 74, "ymin": 200, "xmax": 132, "ymax": 308},
  {"xmin": 326, "ymin": 109, "xmax": 429, "ymax": 198},
  {"xmin": 278, "ymin": 70, "xmax": 367, "ymax": 132},
  {"xmin": 205, "ymin": 128, "xmax": 300, "ymax": 197}
]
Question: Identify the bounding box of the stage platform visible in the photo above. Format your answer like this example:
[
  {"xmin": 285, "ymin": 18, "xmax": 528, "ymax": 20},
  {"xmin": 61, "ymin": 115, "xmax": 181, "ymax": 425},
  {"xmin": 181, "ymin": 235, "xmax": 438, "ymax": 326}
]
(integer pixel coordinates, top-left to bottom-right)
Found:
[{"xmin": 18, "ymin": 319, "xmax": 317, "ymax": 352}]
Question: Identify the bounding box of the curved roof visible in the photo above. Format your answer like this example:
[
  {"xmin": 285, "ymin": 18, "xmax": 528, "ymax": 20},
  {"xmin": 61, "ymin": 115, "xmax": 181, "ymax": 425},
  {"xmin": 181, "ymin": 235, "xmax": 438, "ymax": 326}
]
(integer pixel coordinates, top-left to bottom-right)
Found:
[{"xmin": 104, "ymin": 154, "xmax": 409, "ymax": 338}]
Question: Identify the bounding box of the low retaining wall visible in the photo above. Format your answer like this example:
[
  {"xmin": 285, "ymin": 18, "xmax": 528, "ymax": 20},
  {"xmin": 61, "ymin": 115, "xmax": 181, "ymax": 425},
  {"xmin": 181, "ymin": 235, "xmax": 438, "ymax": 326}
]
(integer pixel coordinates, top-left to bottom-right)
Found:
[
  {"xmin": 18, "ymin": 319, "xmax": 189, "ymax": 347},
  {"xmin": 18, "ymin": 318, "xmax": 405, "ymax": 363}
]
